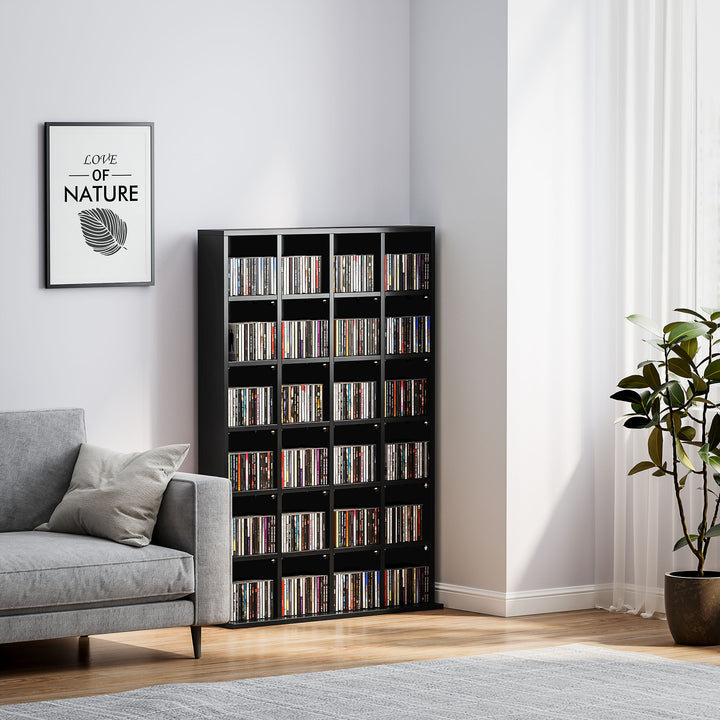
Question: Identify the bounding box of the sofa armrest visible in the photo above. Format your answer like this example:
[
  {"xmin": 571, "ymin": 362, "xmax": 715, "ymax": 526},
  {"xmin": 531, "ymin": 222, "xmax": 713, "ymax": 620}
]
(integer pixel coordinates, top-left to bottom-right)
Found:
[{"xmin": 153, "ymin": 471, "xmax": 231, "ymax": 626}]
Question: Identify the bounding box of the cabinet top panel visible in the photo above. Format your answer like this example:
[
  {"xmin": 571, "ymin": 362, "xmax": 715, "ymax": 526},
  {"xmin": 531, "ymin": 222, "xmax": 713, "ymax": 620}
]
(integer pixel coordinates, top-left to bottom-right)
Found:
[{"xmin": 199, "ymin": 226, "xmax": 434, "ymax": 236}]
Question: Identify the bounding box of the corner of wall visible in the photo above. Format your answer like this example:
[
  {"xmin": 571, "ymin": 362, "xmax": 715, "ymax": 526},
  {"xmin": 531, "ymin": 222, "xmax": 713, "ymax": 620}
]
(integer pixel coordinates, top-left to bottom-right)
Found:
[{"xmin": 409, "ymin": 0, "xmax": 509, "ymax": 597}]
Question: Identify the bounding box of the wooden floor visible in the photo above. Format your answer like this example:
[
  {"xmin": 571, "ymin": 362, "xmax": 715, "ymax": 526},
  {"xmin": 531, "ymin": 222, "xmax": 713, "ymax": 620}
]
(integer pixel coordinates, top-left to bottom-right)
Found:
[{"xmin": 1, "ymin": 608, "xmax": 720, "ymax": 706}]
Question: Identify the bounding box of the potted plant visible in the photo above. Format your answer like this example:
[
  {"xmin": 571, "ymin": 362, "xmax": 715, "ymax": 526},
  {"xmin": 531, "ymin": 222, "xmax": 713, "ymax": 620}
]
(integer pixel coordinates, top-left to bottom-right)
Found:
[{"xmin": 613, "ymin": 308, "xmax": 720, "ymax": 645}]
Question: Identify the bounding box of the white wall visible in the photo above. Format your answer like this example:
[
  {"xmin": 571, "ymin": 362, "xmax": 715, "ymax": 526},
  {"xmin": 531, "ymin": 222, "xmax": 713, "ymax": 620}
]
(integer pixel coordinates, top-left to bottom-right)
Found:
[
  {"xmin": 1, "ymin": 0, "xmax": 613, "ymax": 613},
  {"xmin": 411, "ymin": 0, "xmax": 610, "ymax": 614},
  {"xmin": 506, "ymin": 0, "xmax": 600, "ymax": 596},
  {"xmin": 0, "ymin": 0, "xmax": 411, "ymax": 468},
  {"xmin": 410, "ymin": 0, "xmax": 509, "ymax": 596}
]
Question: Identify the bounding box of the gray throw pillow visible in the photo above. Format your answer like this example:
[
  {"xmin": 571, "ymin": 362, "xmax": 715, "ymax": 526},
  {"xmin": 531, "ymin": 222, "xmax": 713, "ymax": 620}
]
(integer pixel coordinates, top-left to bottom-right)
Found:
[{"xmin": 36, "ymin": 442, "xmax": 190, "ymax": 547}]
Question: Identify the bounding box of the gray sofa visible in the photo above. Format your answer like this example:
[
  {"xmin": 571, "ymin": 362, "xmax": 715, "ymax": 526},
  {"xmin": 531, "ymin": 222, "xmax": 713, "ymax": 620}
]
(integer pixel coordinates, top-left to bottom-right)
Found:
[{"xmin": 0, "ymin": 408, "xmax": 231, "ymax": 658}]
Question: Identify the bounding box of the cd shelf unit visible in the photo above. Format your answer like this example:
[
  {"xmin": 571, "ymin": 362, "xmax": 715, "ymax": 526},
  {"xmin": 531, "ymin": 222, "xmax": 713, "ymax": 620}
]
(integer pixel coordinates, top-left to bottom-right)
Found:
[{"xmin": 198, "ymin": 226, "xmax": 439, "ymax": 627}]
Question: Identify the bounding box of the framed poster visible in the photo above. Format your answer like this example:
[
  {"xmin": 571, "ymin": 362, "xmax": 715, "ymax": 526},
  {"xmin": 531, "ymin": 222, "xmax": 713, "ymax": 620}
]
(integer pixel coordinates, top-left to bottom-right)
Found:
[{"xmin": 45, "ymin": 122, "xmax": 154, "ymax": 287}]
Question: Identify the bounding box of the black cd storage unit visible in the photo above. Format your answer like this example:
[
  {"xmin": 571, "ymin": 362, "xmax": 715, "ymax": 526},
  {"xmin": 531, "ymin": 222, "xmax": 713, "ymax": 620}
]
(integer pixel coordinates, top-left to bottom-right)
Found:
[{"xmin": 197, "ymin": 226, "xmax": 440, "ymax": 627}]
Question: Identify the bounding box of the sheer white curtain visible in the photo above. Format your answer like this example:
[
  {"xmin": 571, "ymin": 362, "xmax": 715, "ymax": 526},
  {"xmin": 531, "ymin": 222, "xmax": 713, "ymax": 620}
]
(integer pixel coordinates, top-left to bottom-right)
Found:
[
  {"xmin": 696, "ymin": 0, "xmax": 720, "ymax": 310},
  {"xmin": 608, "ymin": 0, "xmax": 698, "ymax": 617}
]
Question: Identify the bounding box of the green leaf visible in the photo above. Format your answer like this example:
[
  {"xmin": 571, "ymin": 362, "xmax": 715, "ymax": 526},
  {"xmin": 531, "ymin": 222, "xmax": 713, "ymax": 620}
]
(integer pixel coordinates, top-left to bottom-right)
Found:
[
  {"xmin": 624, "ymin": 416, "xmax": 655, "ymax": 429},
  {"xmin": 667, "ymin": 322, "xmax": 708, "ymax": 344},
  {"xmin": 667, "ymin": 357, "xmax": 693, "ymax": 378},
  {"xmin": 648, "ymin": 426, "xmax": 663, "ymax": 467},
  {"xmin": 652, "ymin": 468, "xmax": 667, "ymax": 477},
  {"xmin": 639, "ymin": 391, "xmax": 653, "ymax": 413},
  {"xmin": 675, "ymin": 307, "xmax": 707, "ymax": 321},
  {"xmin": 665, "ymin": 413, "xmax": 676, "ymax": 432},
  {"xmin": 644, "ymin": 338, "xmax": 666, "ymax": 351},
  {"xmin": 610, "ymin": 389, "xmax": 643, "ymax": 404},
  {"xmin": 628, "ymin": 461, "xmax": 655, "ymax": 476},
  {"xmin": 647, "ymin": 381, "xmax": 672, "ymax": 406},
  {"xmin": 667, "ymin": 381, "xmax": 686, "ymax": 408},
  {"xmin": 712, "ymin": 312, "xmax": 720, "ymax": 322},
  {"xmin": 706, "ymin": 524, "xmax": 720, "ymax": 539},
  {"xmin": 708, "ymin": 415, "xmax": 720, "ymax": 450},
  {"xmin": 691, "ymin": 374, "xmax": 709, "ymax": 394},
  {"xmin": 634, "ymin": 392, "xmax": 655, "ymax": 415},
  {"xmin": 674, "ymin": 534, "xmax": 698, "ymax": 551},
  {"xmin": 671, "ymin": 340, "xmax": 697, "ymax": 366},
  {"xmin": 704, "ymin": 359, "xmax": 720, "ymax": 381},
  {"xmin": 698, "ymin": 445, "xmax": 720, "ymax": 474},
  {"xmin": 692, "ymin": 398, "xmax": 720, "ymax": 409},
  {"xmin": 713, "ymin": 472, "xmax": 720, "ymax": 487},
  {"xmin": 643, "ymin": 363, "xmax": 661, "ymax": 389},
  {"xmin": 676, "ymin": 438, "xmax": 696, "ymax": 471},
  {"xmin": 679, "ymin": 471, "xmax": 690, "ymax": 488},
  {"xmin": 619, "ymin": 375, "xmax": 651, "ymax": 389},
  {"xmin": 627, "ymin": 314, "xmax": 663, "ymax": 337},
  {"xmin": 678, "ymin": 426, "xmax": 696, "ymax": 442},
  {"xmin": 679, "ymin": 339, "xmax": 699, "ymax": 361}
]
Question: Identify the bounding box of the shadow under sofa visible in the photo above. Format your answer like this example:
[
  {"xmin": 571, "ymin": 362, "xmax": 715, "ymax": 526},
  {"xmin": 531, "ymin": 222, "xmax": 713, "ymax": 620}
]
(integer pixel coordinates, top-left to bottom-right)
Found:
[{"xmin": 0, "ymin": 408, "xmax": 231, "ymax": 658}]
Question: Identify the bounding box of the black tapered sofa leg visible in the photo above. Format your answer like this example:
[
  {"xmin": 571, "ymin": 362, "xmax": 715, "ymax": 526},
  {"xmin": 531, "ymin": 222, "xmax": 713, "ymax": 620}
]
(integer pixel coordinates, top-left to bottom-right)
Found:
[{"xmin": 191, "ymin": 625, "xmax": 202, "ymax": 659}]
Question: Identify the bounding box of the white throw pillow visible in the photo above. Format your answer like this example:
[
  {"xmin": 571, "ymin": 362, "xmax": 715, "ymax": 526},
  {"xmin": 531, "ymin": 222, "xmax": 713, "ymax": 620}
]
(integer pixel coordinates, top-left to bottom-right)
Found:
[{"xmin": 36, "ymin": 442, "xmax": 190, "ymax": 546}]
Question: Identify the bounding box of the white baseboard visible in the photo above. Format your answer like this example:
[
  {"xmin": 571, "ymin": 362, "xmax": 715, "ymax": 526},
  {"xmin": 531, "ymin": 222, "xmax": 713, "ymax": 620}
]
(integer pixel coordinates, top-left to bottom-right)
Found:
[
  {"xmin": 504, "ymin": 584, "xmax": 602, "ymax": 617},
  {"xmin": 435, "ymin": 583, "xmax": 508, "ymax": 616},
  {"xmin": 436, "ymin": 582, "xmax": 603, "ymax": 617},
  {"xmin": 436, "ymin": 581, "xmax": 666, "ymax": 618}
]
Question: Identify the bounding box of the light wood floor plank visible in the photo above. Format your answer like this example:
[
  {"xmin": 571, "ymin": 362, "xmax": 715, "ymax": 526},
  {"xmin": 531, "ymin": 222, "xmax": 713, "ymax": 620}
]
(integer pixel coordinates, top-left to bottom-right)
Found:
[{"xmin": 1, "ymin": 608, "xmax": 718, "ymax": 706}]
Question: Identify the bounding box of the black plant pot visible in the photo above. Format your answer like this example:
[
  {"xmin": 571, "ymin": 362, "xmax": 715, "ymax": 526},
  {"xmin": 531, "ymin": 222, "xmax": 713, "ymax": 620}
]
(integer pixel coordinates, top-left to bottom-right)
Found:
[{"xmin": 665, "ymin": 571, "xmax": 720, "ymax": 645}]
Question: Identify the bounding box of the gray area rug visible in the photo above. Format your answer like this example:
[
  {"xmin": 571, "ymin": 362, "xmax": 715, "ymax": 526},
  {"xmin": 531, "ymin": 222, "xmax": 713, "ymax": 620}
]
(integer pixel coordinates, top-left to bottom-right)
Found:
[{"xmin": 2, "ymin": 644, "xmax": 720, "ymax": 719}]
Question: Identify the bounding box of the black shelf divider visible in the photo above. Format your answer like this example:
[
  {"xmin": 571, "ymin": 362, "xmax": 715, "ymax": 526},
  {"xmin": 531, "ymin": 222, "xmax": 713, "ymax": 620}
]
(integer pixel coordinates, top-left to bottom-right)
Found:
[
  {"xmin": 379, "ymin": 231, "xmax": 388, "ymax": 588},
  {"xmin": 275, "ymin": 235, "xmax": 284, "ymax": 620},
  {"xmin": 327, "ymin": 233, "xmax": 337, "ymax": 615},
  {"xmin": 198, "ymin": 226, "xmax": 439, "ymax": 626}
]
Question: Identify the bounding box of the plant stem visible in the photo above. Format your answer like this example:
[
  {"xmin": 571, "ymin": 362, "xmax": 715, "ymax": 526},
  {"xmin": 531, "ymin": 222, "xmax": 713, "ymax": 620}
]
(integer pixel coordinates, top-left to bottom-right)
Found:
[
  {"xmin": 664, "ymin": 343, "xmax": 704, "ymax": 571},
  {"xmin": 701, "ymin": 335, "xmax": 715, "ymax": 564},
  {"xmin": 699, "ymin": 376, "xmax": 709, "ymax": 577}
]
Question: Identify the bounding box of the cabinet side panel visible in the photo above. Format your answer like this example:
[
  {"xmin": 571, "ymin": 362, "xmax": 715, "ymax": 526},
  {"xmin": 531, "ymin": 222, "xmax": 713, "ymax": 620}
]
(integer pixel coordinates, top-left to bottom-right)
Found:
[{"xmin": 198, "ymin": 230, "xmax": 229, "ymax": 478}]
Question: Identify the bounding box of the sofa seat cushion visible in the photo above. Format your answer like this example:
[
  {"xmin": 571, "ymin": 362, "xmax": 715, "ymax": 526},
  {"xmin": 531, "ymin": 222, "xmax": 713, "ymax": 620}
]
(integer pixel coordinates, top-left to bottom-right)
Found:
[{"xmin": 0, "ymin": 531, "xmax": 194, "ymax": 615}]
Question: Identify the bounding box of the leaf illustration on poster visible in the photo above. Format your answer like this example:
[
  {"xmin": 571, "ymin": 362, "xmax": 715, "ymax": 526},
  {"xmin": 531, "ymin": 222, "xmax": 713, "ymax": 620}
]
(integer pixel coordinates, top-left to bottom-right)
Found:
[{"xmin": 78, "ymin": 208, "xmax": 128, "ymax": 256}]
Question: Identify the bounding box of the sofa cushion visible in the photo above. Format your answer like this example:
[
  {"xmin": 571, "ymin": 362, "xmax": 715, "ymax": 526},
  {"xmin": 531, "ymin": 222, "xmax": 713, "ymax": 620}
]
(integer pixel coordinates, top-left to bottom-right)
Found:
[
  {"xmin": 0, "ymin": 409, "xmax": 86, "ymax": 532},
  {"xmin": 36, "ymin": 442, "xmax": 190, "ymax": 547},
  {"xmin": 0, "ymin": 531, "xmax": 194, "ymax": 615}
]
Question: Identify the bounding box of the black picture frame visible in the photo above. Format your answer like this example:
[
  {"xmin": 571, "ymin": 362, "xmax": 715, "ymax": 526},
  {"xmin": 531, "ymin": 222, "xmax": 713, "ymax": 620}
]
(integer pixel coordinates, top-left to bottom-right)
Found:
[{"xmin": 45, "ymin": 122, "xmax": 155, "ymax": 288}]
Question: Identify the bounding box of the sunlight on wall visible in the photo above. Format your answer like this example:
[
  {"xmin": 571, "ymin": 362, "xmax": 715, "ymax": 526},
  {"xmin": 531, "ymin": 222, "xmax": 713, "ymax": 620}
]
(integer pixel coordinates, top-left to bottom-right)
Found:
[{"xmin": 507, "ymin": 0, "xmax": 597, "ymax": 593}]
